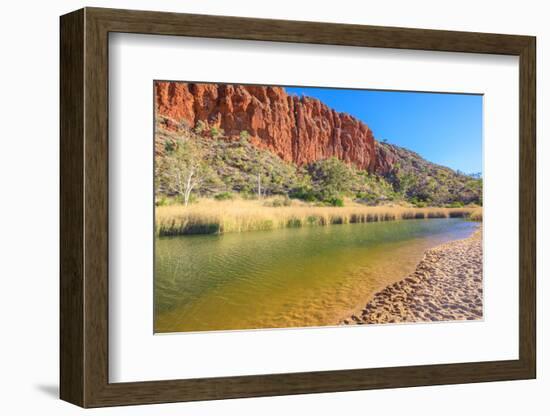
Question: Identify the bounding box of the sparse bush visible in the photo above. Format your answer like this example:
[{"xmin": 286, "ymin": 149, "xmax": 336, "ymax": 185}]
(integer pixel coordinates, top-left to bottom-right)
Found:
[
  {"xmin": 290, "ymin": 186, "xmax": 317, "ymax": 202},
  {"xmin": 194, "ymin": 120, "xmax": 206, "ymax": 134},
  {"xmin": 178, "ymin": 118, "xmax": 190, "ymax": 130},
  {"xmin": 173, "ymin": 194, "xmax": 198, "ymax": 205},
  {"xmin": 264, "ymin": 196, "xmax": 292, "ymax": 207},
  {"xmin": 239, "ymin": 130, "xmax": 250, "ymax": 142},
  {"xmin": 411, "ymin": 198, "xmax": 427, "ymax": 208},
  {"xmin": 211, "ymin": 126, "xmax": 224, "ymax": 139},
  {"xmin": 214, "ymin": 192, "xmax": 234, "ymax": 201},
  {"xmin": 156, "ymin": 196, "xmax": 169, "ymax": 206},
  {"xmin": 326, "ymin": 197, "xmax": 344, "ymax": 207}
]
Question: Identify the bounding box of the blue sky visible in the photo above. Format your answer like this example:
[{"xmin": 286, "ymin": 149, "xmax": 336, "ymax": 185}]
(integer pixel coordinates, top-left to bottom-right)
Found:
[{"xmin": 285, "ymin": 87, "xmax": 483, "ymax": 174}]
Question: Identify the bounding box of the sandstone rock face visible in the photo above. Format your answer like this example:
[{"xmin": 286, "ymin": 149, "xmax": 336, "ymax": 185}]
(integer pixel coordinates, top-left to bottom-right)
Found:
[
  {"xmin": 156, "ymin": 81, "xmax": 394, "ymax": 173},
  {"xmin": 374, "ymin": 142, "xmax": 400, "ymax": 176}
]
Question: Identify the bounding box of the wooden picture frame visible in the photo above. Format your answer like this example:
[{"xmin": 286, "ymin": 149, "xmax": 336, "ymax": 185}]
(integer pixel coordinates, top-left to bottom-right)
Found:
[{"xmin": 60, "ymin": 7, "xmax": 536, "ymax": 408}]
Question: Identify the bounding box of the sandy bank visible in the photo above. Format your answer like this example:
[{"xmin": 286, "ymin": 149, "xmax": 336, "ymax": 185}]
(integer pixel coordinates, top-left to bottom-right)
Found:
[{"xmin": 342, "ymin": 227, "xmax": 483, "ymax": 325}]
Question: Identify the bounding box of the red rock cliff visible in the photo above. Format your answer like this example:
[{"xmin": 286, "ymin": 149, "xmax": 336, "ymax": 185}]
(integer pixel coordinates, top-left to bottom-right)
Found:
[{"xmin": 156, "ymin": 81, "xmax": 386, "ymax": 172}]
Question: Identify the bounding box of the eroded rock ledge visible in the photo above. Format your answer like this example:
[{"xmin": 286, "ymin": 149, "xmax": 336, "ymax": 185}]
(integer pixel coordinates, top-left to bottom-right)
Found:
[{"xmin": 155, "ymin": 82, "xmax": 385, "ymax": 173}]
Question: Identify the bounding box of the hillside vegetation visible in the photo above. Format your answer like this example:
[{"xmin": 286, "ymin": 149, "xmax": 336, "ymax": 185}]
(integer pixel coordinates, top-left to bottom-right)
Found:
[
  {"xmin": 375, "ymin": 142, "xmax": 482, "ymax": 207},
  {"xmin": 155, "ymin": 116, "xmax": 482, "ymax": 209}
]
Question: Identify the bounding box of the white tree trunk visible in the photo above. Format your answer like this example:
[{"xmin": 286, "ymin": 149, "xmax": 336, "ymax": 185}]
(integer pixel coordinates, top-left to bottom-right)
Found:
[
  {"xmin": 183, "ymin": 169, "xmax": 195, "ymax": 206},
  {"xmin": 175, "ymin": 171, "xmax": 184, "ymax": 200}
]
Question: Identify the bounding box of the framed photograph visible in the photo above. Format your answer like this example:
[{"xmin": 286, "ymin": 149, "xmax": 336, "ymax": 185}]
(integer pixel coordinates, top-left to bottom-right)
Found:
[{"xmin": 60, "ymin": 7, "xmax": 536, "ymax": 407}]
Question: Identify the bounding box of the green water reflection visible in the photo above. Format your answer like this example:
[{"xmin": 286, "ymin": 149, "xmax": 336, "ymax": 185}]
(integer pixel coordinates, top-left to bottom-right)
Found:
[{"xmin": 154, "ymin": 219, "xmax": 477, "ymax": 333}]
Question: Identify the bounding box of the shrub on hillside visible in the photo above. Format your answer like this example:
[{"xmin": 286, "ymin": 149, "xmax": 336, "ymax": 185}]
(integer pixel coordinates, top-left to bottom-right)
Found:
[{"xmin": 214, "ymin": 192, "xmax": 234, "ymax": 201}]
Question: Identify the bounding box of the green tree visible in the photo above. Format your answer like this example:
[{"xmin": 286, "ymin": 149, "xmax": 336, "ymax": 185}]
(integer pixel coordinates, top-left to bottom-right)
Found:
[
  {"xmin": 159, "ymin": 138, "xmax": 213, "ymax": 206},
  {"xmin": 308, "ymin": 157, "xmax": 355, "ymax": 202},
  {"xmin": 395, "ymin": 171, "xmax": 417, "ymax": 197}
]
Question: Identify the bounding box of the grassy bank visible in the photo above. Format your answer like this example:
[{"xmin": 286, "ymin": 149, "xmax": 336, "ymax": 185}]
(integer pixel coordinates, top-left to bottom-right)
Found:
[
  {"xmin": 469, "ymin": 207, "xmax": 483, "ymax": 221},
  {"xmin": 156, "ymin": 198, "xmax": 481, "ymax": 236}
]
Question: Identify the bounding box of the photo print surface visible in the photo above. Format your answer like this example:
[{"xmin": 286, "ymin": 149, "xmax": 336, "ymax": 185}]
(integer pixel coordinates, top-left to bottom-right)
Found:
[{"xmin": 153, "ymin": 81, "xmax": 483, "ymax": 333}]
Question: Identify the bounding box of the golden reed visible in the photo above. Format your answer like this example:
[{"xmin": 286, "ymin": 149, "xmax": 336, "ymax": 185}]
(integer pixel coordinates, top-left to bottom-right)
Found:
[{"xmin": 156, "ymin": 198, "xmax": 482, "ymax": 236}]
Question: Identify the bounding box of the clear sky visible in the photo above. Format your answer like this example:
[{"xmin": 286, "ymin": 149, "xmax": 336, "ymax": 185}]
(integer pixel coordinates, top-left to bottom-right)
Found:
[{"xmin": 285, "ymin": 87, "xmax": 483, "ymax": 174}]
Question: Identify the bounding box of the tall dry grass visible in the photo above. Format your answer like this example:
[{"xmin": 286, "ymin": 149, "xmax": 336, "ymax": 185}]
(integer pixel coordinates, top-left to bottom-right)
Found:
[
  {"xmin": 469, "ymin": 207, "xmax": 483, "ymax": 221},
  {"xmin": 156, "ymin": 198, "xmax": 481, "ymax": 236}
]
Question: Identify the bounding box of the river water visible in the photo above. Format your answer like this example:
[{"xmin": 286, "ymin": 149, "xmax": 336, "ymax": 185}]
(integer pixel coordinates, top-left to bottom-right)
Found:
[{"xmin": 154, "ymin": 218, "xmax": 478, "ymax": 333}]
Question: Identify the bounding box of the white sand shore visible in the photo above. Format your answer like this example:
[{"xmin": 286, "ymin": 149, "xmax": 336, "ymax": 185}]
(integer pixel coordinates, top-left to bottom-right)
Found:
[{"xmin": 342, "ymin": 227, "xmax": 483, "ymax": 325}]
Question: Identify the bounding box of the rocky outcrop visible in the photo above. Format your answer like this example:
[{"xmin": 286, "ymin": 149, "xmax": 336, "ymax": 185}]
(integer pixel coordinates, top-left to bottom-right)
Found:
[
  {"xmin": 374, "ymin": 142, "xmax": 400, "ymax": 176},
  {"xmin": 155, "ymin": 82, "xmax": 391, "ymax": 173}
]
